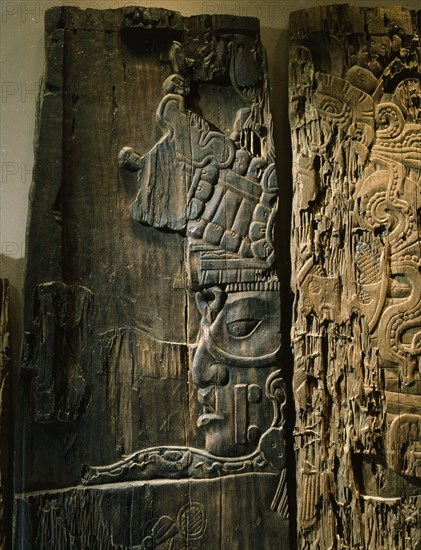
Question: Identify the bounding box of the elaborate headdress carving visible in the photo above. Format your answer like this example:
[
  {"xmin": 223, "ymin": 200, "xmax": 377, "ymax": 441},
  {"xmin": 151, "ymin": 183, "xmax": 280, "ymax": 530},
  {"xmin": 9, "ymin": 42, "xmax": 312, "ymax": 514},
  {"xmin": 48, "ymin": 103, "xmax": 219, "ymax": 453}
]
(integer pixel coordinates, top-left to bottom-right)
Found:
[
  {"xmin": 113, "ymin": 34, "xmax": 286, "ymax": 502},
  {"xmin": 121, "ymin": 68, "xmax": 279, "ymax": 291}
]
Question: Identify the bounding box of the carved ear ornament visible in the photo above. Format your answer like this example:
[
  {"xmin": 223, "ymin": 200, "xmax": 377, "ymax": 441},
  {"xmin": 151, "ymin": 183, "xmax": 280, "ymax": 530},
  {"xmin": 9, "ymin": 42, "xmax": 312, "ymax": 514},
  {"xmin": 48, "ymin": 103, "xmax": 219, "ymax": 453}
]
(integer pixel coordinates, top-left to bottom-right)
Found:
[
  {"xmin": 259, "ymin": 427, "xmax": 286, "ymax": 471},
  {"xmin": 195, "ymin": 287, "xmax": 225, "ymax": 322},
  {"xmin": 266, "ymin": 370, "xmax": 287, "ymax": 428}
]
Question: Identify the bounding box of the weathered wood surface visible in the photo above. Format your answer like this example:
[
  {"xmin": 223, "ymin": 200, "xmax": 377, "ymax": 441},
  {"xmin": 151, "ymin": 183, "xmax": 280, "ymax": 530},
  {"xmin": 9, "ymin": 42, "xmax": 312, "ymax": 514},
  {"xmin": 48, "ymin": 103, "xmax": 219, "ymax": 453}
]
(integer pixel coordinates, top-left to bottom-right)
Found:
[
  {"xmin": 290, "ymin": 4, "xmax": 421, "ymax": 548},
  {"xmin": 15, "ymin": 6, "xmax": 288, "ymax": 548},
  {"xmin": 16, "ymin": 474, "xmax": 282, "ymax": 550},
  {"xmin": 0, "ymin": 280, "xmax": 11, "ymax": 549}
]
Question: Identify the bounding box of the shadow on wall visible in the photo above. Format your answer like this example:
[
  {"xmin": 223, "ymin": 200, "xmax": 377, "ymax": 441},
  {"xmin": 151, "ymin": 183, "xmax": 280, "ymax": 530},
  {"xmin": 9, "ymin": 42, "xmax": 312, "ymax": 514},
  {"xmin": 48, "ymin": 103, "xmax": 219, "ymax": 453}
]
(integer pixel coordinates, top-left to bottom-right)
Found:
[{"xmin": 266, "ymin": 27, "xmax": 297, "ymax": 550}]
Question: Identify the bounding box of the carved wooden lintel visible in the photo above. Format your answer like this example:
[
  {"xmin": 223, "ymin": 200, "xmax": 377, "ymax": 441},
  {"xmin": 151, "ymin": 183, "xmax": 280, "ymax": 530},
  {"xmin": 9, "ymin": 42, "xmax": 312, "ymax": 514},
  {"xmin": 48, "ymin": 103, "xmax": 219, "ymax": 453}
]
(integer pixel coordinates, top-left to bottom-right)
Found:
[
  {"xmin": 290, "ymin": 5, "xmax": 421, "ymax": 548},
  {"xmin": 15, "ymin": 6, "xmax": 288, "ymax": 548}
]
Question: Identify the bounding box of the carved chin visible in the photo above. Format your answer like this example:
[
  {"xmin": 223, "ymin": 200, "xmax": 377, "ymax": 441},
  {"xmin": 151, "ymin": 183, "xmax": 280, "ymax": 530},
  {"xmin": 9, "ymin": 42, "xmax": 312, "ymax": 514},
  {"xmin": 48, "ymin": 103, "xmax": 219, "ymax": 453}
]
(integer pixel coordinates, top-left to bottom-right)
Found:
[
  {"xmin": 197, "ymin": 410, "xmax": 227, "ymax": 453},
  {"xmin": 202, "ymin": 418, "xmax": 251, "ymax": 458},
  {"xmin": 197, "ymin": 411, "xmax": 224, "ymax": 428},
  {"xmin": 203, "ymin": 423, "xmax": 233, "ymax": 457}
]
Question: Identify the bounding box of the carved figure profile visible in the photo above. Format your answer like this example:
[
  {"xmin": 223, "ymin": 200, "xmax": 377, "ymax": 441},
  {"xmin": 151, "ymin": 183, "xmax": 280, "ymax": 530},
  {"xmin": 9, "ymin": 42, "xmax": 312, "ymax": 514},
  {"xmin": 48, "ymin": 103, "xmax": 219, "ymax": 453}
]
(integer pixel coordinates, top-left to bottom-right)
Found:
[{"xmin": 85, "ymin": 54, "xmax": 286, "ymax": 490}]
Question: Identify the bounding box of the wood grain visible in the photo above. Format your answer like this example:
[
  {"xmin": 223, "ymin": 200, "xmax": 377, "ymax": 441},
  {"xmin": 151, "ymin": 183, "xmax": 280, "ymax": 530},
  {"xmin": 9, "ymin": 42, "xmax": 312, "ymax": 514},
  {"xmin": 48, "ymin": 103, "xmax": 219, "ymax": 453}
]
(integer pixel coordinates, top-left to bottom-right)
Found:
[{"xmin": 14, "ymin": 7, "xmax": 289, "ymax": 548}]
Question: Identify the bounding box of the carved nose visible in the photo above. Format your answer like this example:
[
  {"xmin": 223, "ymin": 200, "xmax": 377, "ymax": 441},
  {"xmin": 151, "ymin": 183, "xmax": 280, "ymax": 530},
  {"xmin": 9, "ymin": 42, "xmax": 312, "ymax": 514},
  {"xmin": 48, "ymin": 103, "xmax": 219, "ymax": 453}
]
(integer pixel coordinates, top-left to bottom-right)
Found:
[{"xmin": 192, "ymin": 344, "xmax": 229, "ymax": 388}]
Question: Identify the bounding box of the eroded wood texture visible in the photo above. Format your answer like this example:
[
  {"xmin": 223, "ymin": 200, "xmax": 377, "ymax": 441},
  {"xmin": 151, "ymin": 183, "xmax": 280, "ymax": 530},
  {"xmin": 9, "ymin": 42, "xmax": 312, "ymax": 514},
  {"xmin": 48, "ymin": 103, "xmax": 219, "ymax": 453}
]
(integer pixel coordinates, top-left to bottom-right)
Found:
[
  {"xmin": 15, "ymin": 7, "xmax": 288, "ymax": 548},
  {"xmin": 0, "ymin": 280, "xmax": 11, "ymax": 549},
  {"xmin": 290, "ymin": 5, "xmax": 421, "ymax": 548}
]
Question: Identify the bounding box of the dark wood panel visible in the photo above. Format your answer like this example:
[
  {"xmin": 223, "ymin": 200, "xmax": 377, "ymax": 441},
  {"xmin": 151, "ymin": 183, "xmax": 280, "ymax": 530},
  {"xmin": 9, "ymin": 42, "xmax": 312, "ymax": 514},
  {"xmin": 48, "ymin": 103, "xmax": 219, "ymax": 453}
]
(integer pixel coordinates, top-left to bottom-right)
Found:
[{"xmin": 14, "ymin": 6, "xmax": 289, "ymax": 548}]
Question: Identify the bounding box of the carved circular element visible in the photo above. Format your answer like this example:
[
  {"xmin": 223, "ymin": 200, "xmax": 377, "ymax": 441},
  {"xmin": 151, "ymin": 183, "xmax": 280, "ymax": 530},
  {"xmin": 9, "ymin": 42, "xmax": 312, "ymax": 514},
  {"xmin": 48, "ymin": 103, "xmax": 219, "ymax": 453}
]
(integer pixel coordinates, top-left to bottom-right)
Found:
[
  {"xmin": 259, "ymin": 427, "xmax": 286, "ymax": 470},
  {"xmin": 247, "ymin": 384, "xmax": 262, "ymax": 403},
  {"xmin": 375, "ymin": 102, "xmax": 405, "ymax": 139},
  {"xmin": 177, "ymin": 502, "xmax": 206, "ymax": 539},
  {"xmin": 247, "ymin": 424, "xmax": 261, "ymax": 445}
]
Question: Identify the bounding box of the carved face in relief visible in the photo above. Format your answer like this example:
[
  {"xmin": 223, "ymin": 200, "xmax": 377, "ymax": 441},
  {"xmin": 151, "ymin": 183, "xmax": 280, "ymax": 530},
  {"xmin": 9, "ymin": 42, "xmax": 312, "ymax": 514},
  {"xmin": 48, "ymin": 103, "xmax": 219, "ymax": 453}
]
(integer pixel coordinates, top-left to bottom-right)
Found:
[
  {"xmin": 229, "ymin": 34, "xmax": 262, "ymax": 93},
  {"xmin": 300, "ymin": 271, "xmax": 341, "ymax": 322},
  {"xmin": 192, "ymin": 288, "xmax": 280, "ymax": 457}
]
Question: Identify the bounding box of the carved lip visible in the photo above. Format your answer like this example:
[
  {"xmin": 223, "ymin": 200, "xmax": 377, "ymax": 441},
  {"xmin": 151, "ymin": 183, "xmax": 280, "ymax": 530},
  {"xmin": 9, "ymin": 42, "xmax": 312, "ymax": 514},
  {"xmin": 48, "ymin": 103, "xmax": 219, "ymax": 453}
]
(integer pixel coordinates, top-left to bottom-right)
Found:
[
  {"xmin": 197, "ymin": 412, "xmax": 224, "ymax": 427},
  {"xmin": 197, "ymin": 387, "xmax": 223, "ymax": 427}
]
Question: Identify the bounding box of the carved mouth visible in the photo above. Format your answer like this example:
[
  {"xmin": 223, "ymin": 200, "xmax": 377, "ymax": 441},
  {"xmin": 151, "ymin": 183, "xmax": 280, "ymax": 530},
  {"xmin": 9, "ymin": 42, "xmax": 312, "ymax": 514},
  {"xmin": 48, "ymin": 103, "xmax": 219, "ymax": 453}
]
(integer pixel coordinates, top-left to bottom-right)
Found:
[{"xmin": 197, "ymin": 387, "xmax": 224, "ymax": 427}]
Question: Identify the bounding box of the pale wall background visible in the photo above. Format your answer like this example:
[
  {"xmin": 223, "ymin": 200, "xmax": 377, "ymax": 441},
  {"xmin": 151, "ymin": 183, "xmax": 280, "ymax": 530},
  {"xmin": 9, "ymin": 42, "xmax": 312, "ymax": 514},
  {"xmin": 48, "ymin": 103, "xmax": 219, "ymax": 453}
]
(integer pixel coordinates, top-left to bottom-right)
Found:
[{"xmin": 1, "ymin": 0, "xmax": 420, "ymax": 352}]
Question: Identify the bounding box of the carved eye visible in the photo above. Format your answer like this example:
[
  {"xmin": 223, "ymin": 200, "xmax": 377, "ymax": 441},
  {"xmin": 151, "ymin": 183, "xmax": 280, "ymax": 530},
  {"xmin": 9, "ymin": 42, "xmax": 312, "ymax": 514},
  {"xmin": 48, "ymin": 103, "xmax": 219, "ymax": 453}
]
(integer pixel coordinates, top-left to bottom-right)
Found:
[
  {"xmin": 301, "ymin": 73, "xmax": 310, "ymax": 85},
  {"xmin": 315, "ymin": 94, "xmax": 349, "ymax": 121},
  {"xmin": 320, "ymin": 99, "xmax": 340, "ymax": 114},
  {"xmin": 308, "ymin": 278, "xmax": 322, "ymax": 294},
  {"xmin": 227, "ymin": 319, "xmax": 260, "ymax": 338}
]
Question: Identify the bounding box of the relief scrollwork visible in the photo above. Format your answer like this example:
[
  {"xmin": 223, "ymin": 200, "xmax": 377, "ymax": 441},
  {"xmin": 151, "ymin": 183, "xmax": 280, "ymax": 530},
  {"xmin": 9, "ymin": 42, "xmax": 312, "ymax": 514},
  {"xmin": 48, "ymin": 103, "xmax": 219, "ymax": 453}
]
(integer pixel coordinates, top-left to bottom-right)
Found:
[
  {"xmin": 290, "ymin": 6, "xmax": 420, "ymax": 547},
  {"xmin": 354, "ymin": 89, "xmax": 421, "ymax": 385}
]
